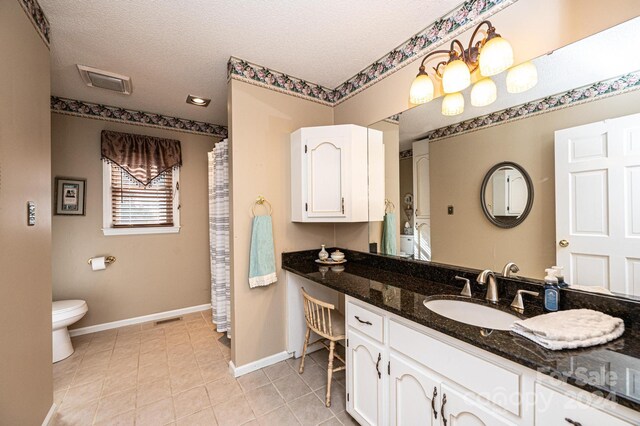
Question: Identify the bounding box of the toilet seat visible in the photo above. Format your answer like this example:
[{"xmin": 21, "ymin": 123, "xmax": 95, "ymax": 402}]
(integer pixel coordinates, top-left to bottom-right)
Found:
[{"xmin": 53, "ymin": 300, "xmax": 87, "ymax": 323}]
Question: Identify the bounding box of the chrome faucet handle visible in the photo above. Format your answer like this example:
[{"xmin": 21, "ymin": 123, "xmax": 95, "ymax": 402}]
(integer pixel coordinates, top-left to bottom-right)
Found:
[
  {"xmin": 510, "ymin": 289, "xmax": 539, "ymax": 314},
  {"xmin": 455, "ymin": 276, "xmax": 472, "ymax": 297},
  {"xmin": 502, "ymin": 262, "xmax": 520, "ymax": 278}
]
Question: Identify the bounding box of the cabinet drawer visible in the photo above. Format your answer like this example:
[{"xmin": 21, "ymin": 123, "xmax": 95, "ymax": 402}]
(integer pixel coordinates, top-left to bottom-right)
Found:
[
  {"xmin": 389, "ymin": 319, "xmax": 521, "ymax": 416},
  {"xmin": 535, "ymin": 383, "xmax": 633, "ymax": 426},
  {"xmin": 347, "ymin": 302, "xmax": 384, "ymax": 343}
]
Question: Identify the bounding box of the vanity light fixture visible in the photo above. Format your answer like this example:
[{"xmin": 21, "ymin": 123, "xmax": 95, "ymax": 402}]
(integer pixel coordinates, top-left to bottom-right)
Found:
[
  {"xmin": 409, "ymin": 20, "xmax": 535, "ymax": 115},
  {"xmin": 506, "ymin": 61, "xmax": 538, "ymax": 93},
  {"xmin": 186, "ymin": 94, "xmax": 211, "ymax": 107},
  {"xmin": 442, "ymin": 92, "xmax": 465, "ymax": 116}
]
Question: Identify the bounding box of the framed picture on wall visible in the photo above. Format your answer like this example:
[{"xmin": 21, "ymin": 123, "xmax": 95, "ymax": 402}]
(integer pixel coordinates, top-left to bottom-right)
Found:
[{"xmin": 55, "ymin": 177, "xmax": 86, "ymax": 216}]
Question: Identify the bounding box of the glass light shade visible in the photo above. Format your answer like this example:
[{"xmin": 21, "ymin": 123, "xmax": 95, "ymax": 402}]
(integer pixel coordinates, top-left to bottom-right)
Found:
[
  {"xmin": 442, "ymin": 59, "xmax": 471, "ymax": 93},
  {"xmin": 441, "ymin": 92, "xmax": 465, "ymax": 116},
  {"xmin": 409, "ymin": 72, "xmax": 435, "ymax": 104},
  {"xmin": 479, "ymin": 36, "xmax": 514, "ymax": 77},
  {"xmin": 470, "ymin": 78, "xmax": 497, "ymax": 107},
  {"xmin": 506, "ymin": 61, "xmax": 538, "ymax": 93}
]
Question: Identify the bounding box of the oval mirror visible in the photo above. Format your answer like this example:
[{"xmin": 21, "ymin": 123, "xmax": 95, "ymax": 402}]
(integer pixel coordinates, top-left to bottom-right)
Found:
[{"xmin": 480, "ymin": 162, "xmax": 534, "ymax": 228}]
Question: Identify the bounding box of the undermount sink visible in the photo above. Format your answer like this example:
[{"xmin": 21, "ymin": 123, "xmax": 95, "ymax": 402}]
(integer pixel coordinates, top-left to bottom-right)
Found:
[{"xmin": 424, "ymin": 298, "xmax": 520, "ymax": 331}]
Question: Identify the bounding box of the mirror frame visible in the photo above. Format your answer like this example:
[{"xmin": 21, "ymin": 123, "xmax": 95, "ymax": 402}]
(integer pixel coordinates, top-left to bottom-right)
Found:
[{"xmin": 480, "ymin": 161, "xmax": 534, "ymax": 229}]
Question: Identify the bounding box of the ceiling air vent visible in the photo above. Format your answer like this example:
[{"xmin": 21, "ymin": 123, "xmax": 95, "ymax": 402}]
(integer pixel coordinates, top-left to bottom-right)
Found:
[{"xmin": 77, "ymin": 65, "xmax": 132, "ymax": 95}]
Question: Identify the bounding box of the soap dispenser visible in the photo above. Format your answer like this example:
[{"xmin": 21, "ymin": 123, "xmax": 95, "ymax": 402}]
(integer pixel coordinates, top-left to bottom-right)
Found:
[
  {"xmin": 544, "ymin": 268, "xmax": 560, "ymax": 312},
  {"xmin": 552, "ymin": 266, "xmax": 568, "ymax": 288}
]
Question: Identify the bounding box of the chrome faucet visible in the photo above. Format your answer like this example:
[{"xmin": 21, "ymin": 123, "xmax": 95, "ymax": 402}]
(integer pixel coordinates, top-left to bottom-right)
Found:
[
  {"xmin": 502, "ymin": 262, "xmax": 520, "ymax": 278},
  {"xmin": 477, "ymin": 269, "xmax": 499, "ymax": 303}
]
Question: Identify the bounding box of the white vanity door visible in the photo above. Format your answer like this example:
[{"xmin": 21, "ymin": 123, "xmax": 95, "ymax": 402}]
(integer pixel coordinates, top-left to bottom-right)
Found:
[
  {"xmin": 389, "ymin": 353, "xmax": 440, "ymax": 426},
  {"xmin": 347, "ymin": 330, "xmax": 387, "ymax": 426},
  {"xmin": 439, "ymin": 384, "xmax": 515, "ymax": 426}
]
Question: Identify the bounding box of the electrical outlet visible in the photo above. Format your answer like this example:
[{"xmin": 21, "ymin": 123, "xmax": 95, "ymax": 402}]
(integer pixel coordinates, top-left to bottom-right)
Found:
[{"xmin": 448, "ymin": 205, "xmax": 454, "ymax": 215}]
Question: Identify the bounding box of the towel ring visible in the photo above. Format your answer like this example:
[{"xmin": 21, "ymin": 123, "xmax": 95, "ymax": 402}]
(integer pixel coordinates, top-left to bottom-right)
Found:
[
  {"xmin": 252, "ymin": 195, "xmax": 272, "ymax": 216},
  {"xmin": 385, "ymin": 199, "xmax": 395, "ymax": 213}
]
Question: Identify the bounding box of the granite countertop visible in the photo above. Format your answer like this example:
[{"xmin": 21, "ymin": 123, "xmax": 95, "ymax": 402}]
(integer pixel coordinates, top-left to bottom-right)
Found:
[{"xmin": 283, "ymin": 252, "xmax": 640, "ymax": 412}]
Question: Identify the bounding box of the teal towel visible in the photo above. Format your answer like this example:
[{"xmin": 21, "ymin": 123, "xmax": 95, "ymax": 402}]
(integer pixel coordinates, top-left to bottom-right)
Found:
[
  {"xmin": 249, "ymin": 215, "xmax": 277, "ymax": 288},
  {"xmin": 381, "ymin": 213, "xmax": 397, "ymax": 255}
]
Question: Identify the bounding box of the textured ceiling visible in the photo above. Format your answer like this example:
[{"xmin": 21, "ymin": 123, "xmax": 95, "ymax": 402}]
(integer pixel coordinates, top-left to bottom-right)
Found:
[{"xmin": 39, "ymin": 0, "xmax": 463, "ymax": 126}]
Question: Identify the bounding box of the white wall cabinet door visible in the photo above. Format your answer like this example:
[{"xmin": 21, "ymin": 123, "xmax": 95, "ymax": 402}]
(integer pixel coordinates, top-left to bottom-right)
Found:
[
  {"xmin": 306, "ymin": 136, "xmax": 347, "ymax": 218},
  {"xmin": 347, "ymin": 330, "xmax": 387, "ymax": 426},
  {"xmin": 389, "ymin": 353, "xmax": 440, "ymax": 426},
  {"xmin": 439, "ymin": 384, "xmax": 515, "ymax": 426}
]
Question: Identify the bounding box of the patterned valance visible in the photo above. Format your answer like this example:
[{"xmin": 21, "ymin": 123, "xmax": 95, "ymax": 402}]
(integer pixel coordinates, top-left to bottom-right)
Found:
[{"xmin": 101, "ymin": 130, "xmax": 182, "ymax": 186}]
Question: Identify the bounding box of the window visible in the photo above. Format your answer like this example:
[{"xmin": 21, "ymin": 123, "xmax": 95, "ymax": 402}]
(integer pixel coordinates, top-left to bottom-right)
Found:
[
  {"xmin": 103, "ymin": 163, "xmax": 180, "ymax": 235},
  {"xmin": 100, "ymin": 130, "xmax": 182, "ymax": 236}
]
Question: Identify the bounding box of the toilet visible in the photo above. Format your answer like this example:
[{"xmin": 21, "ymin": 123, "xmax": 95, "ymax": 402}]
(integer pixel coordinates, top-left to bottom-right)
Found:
[{"xmin": 52, "ymin": 300, "xmax": 88, "ymax": 363}]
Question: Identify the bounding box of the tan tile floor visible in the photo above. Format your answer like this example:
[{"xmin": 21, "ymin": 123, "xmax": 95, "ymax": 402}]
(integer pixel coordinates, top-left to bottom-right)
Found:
[{"xmin": 52, "ymin": 311, "xmax": 357, "ymax": 426}]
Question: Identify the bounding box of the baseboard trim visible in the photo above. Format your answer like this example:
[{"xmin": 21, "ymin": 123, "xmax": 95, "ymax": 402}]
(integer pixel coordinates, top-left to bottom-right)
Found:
[
  {"xmin": 229, "ymin": 350, "xmax": 292, "ymax": 377},
  {"xmin": 42, "ymin": 403, "xmax": 56, "ymax": 426},
  {"xmin": 69, "ymin": 304, "xmax": 211, "ymax": 337}
]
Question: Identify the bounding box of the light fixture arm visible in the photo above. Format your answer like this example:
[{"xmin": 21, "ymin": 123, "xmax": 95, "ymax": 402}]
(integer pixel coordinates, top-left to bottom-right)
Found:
[
  {"xmin": 417, "ymin": 49, "xmax": 454, "ymax": 76},
  {"xmin": 467, "ymin": 20, "xmax": 495, "ymax": 53}
]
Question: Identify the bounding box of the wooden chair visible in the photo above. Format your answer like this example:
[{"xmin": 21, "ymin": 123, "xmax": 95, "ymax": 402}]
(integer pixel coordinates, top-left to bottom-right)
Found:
[{"xmin": 299, "ymin": 288, "xmax": 346, "ymax": 407}]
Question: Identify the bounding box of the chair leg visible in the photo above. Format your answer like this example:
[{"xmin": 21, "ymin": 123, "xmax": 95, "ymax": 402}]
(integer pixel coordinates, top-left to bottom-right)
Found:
[
  {"xmin": 325, "ymin": 340, "xmax": 335, "ymax": 407},
  {"xmin": 299, "ymin": 327, "xmax": 311, "ymax": 374}
]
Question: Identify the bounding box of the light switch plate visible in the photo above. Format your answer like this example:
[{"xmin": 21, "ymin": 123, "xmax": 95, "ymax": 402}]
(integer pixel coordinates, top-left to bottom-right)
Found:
[{"xmin": 27, "ymin": 201, "xmax": 36, "ymax": 226}]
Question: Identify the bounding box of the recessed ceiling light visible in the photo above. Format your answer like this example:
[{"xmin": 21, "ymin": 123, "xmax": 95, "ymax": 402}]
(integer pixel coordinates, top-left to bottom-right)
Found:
[
  {"xmin": 186, "ymin": 95, "xmax": 211, "ymax": 107},
  {"xmin": 77, "ymin": 65, "xmax": 132, "ymax": 95}
]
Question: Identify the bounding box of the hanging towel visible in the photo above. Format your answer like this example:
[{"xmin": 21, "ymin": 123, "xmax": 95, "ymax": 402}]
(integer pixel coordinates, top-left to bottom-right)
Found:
[
  {"xmin": 381, "ymin": 213, "xmax": 397, "ymax": 255},
  {"xmin": 249, "ymin": 215, "xmax": 277, "ymax": 288},
  {"xmin": 511, "ymin": 309, "xmax": 624, "ymax": 350}
]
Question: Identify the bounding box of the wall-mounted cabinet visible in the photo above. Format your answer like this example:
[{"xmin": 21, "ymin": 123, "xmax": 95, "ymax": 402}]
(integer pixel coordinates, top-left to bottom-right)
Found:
[{"xmin": 291, "ymin": 125, "xmax": 383, "ymax": 222}]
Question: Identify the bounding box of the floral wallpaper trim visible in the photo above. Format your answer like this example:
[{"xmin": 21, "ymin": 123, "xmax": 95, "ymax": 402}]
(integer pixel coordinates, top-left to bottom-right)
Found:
[
  {"xmin": 19, "ymin": 0, "xmax": 50, "ymax": 46},
  {"xmin": 424, "ymin": 71, "xmax": 640, "ymax": 142},
  {"xmin": 227, "ymin": 0, "xmax": 517, "ymax": 106},
  {"xmin": 399, "ymin": 149, "xmax": 413, "ymax": 159},
  {"xmin": 51, "ymin": 96, "xmax": 228, "ymax": 139},
  {"xmin": 228, "ymin": 57, "xmax": 335, "ymax": 106},
  {"xmin": 332, "ymin": 0, "xmax": 517, "ymax": 105}
]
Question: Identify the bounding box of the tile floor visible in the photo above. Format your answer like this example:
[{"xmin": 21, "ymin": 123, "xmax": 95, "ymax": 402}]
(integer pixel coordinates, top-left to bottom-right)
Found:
[{"xmin": 52, "ymin": 310, "xmax": 357, "ymax": 426}]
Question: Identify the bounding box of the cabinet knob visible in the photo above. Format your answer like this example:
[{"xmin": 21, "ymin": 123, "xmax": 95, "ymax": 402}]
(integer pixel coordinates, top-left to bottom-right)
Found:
[{"xmin": 559, "ymin": 239, "xmax": 570, "ymax": 248}]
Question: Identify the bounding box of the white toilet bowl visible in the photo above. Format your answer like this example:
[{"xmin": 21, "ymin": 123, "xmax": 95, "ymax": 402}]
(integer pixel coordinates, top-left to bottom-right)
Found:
[{"xmin": 52, "ymin": 300, "xmax": 88, "ymax": 363}]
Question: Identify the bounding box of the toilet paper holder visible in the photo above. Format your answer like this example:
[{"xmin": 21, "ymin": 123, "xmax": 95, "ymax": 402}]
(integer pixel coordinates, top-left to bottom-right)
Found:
[{"xmin": 87, "ymin": 256, "xmax": 116, "ymax": 266}]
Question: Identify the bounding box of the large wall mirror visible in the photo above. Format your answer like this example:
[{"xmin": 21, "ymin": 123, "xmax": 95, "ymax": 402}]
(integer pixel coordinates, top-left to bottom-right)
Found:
[{"xmin": 367, "ymin": 17, "xmax": 640, "ymax": 300}]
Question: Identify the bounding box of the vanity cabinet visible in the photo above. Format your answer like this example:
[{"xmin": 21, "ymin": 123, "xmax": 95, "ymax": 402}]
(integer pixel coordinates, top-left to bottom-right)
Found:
[
  {"xmin": 291, "ymin": 125, "xmax": 384, "ymax": 222},
  {"xmin": 347, "ymin": 330, "xmax": 387, "ymax": 426},
  {"xmin": 343, "ymin": 296, "xmax": 638, "ymax": 426}
]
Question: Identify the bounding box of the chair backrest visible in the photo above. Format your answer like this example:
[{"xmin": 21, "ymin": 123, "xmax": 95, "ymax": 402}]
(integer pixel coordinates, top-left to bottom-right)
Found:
[{"xmin": 300, "ymin": 287, "xmax": 336, "ymax": 339}]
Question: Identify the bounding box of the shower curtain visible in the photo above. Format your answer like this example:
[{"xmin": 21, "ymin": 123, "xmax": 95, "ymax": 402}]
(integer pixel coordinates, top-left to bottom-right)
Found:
[{"xmin": 208, "ymin": 139, "xmax": 231, "ymax": 335}]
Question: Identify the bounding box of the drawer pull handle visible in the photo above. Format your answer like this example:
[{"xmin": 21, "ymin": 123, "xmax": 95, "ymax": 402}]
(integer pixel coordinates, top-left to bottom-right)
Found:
[
  {"xmin": 375, "ymin": 353, "xmax": 381, "ymax": 379},
  {"xmin": 431, "ymin": 387, "xmax": 438, "ymax": 419},
  {"xmin": 354, "ymin": 316, "xmax": 372, "ymax": 325},
  {"xmin": 441, "ymin": 393, "xmax": 447, "ymax": 426},
  {"xmin": 565, "ymin": 419, "xmax": 582, "ymax": 426}
]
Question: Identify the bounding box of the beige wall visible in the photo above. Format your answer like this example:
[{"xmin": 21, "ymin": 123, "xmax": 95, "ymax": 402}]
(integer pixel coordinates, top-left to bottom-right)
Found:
[
  {"xmin": 228, "ymin": 79, "xmax": 335, "ymax": 367},
  {"xmin": 334, "ymin": 0, "xmax": 640, "ymax": 126},
  {"xmin": 51, "ymin": 114, "xmax": 218, "ymax": 327},
  {"xmin": 0, "ymin": 1, "xmax": 53, "ymax": 423},
  {"xmin": 368, "ymin": 121, "xmax": 400, "ymax": 252},
  {"xmin": 430, "ymin": 89, "xmax": 640, "ymax": 279}
]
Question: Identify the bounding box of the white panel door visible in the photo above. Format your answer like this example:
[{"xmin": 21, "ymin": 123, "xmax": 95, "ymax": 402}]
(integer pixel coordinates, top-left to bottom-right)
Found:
[
  {"xmin": 440, "ymin": 384, "xmax": 515, "ymax": 426},
  {"xmin": 413, "ymin": 154, "xmax": 430, "ymax": 220},
  {"xmin": 306, "ymin": 137, "xmax": 347, "ymax": 218},
  {"xmin": 347, "ymin": 330, "xmax": 386, "ymax": 426},
  {"xmin": 389, "ymin": 353, "xmax": 440, "ymax": 426},
  {"xmin": 555, "ymin": 113, "xmax": 640, "ymax": 295}
]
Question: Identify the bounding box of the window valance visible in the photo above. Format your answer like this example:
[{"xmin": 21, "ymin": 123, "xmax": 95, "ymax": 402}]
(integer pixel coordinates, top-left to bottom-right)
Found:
[{"xmin": 101, "ymin": 130, "xmax": 182, "ymax": 186}]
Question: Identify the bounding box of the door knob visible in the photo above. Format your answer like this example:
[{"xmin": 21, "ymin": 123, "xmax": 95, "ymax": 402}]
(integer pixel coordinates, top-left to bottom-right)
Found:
[{"xmin": 559, "ymin": 239, "xmax": 569, "ymax": 248}]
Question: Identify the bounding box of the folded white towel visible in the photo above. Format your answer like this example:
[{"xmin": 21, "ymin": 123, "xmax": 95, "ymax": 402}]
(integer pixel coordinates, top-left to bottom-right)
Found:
[{"xmin": 511, "ymin": 309, "xmax": 625, "ymax": 350}]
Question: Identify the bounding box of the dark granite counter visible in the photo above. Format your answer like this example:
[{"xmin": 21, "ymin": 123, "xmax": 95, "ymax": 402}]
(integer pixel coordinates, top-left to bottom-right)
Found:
[{"xmin": 283, "ymin": 249, "xmax": 640, "ymax": 413}]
